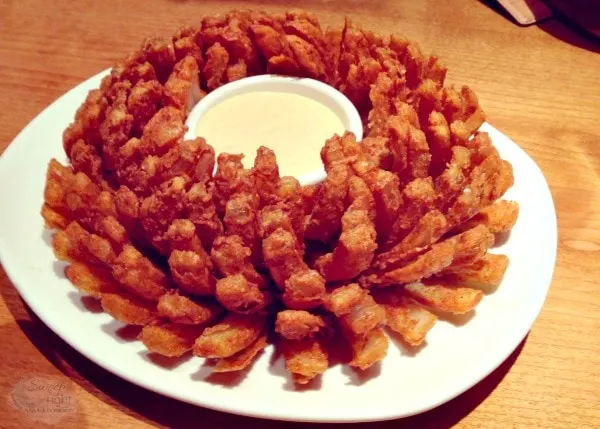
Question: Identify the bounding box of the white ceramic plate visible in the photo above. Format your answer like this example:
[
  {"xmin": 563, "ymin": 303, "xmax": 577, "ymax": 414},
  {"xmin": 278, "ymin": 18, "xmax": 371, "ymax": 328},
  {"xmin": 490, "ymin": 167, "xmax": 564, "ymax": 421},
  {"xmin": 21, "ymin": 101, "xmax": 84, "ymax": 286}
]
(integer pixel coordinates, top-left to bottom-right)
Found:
[{"xmin": 0, "ymin": 70, "xmax": 557, "ymax": 423}]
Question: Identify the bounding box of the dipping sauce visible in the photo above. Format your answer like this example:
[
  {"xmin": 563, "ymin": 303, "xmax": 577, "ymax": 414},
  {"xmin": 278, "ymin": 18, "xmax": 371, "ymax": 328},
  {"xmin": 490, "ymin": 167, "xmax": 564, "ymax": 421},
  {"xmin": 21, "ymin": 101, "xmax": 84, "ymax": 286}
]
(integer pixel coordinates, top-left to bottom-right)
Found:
[{"xmin": 195, "ymin": 91, "xmax": 347, "ymax": 177}]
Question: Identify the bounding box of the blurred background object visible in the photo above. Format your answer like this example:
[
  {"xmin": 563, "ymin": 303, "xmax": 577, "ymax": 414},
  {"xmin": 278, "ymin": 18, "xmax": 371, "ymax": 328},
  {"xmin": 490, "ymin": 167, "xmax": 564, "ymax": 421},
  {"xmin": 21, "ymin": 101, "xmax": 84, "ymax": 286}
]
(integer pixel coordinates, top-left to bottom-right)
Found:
[
  {"xmin": 494, "ymin": 0, "xmax": 600, "ymax": 41},
  {"xmin": 544, "ymin": 0, "xmax": 600, "ymax": 40},
  {"xmin": 496, "ymin": 0, "xmax": 553, "ymax": 25}
]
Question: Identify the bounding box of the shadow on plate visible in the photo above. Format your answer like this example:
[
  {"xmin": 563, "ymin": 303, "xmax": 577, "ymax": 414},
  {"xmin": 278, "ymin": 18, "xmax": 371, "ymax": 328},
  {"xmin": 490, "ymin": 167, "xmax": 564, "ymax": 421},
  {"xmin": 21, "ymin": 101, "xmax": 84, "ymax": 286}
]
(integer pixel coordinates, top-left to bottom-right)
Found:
[
  {"xmin": 67, "ymin": 291, "xmax": 104, "ymax": 313},
  {"xmin": 52, "ymin": 260, "xmax": 68, "ymax": 279},
  {"xmin": 341, "ymin": 362, "xmax": 382, "ymax": 387},
  {"xmin": 100, "ymin": 319, "xmax": 142, "ymax": 343},
  {"xmin": 140, "ymin": 350, "xmax": 193, "ymax": 370},
  {"xmin": 1, "ymin": 277, "xmax": 527, "ymax": 429},
  {"xmin": 41, "ymin": 227, "xmax": 54, "ymax": 247},
  {"xmin": 190, "ymin": 354, "xmax": 261, "ymax": 387}
]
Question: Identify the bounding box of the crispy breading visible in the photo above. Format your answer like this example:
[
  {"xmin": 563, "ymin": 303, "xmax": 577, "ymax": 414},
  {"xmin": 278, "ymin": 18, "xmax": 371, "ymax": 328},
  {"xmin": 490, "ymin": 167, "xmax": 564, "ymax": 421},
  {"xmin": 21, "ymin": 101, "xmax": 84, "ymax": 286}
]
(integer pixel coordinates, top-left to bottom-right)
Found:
[
  {"xmin": 211, "ymin": 235, "xmax": 267, "ymax": 288},
  {"xmin": 339, "ymin": 294, "xmax": 385, "ymax": 336},
  {"xmin": 139, "ymin": 176, "xmax": 189, "ymax": 255},
  {"xmin": 164, "ymin": 56, "xmax": 202, "ymax": 112},
  {"xmin": 193, "ymin": 313, "xmax": 266, "ymax": 358},
  {"xmin": 276, "ymin": 176, "xmax": 306, "ymax": 244},
  {"xmin": 362, "ymin": 224, "xmax": 493, "ymax": 287},
  {"xmin": 375, "ymin": 210, "xmax": 448, "ymax": 270},
  {"xmin": 286, "ymin": 34, "xmax": 327, "ymax": 80},
  {"xmin": 315, "ymin": 176, "xmax": 377, "ymax": 281},
  {"xmin": 453, "ymin": 200, "xmax": 519, "ymax": 234},
  {"xmin": 127, "ymin": 80, "xmax": 165, "ymax": 135},
  {"xmin": 185, "ymin": 182, "xmax": 223, "ymax": 248},
  {"xmin": 214, "ymin": 333, "xmax": 268, "ymax": 372},
  {"xmin": 63, "ymin": 89, "xmax": 107, "ymax": 157},
  {"xmin": 41, "ymin": 204, "xmax": 70, "ymax": 230},
  {"xmin": 252, "ymin": 146, "xmax": 280, "ymax": 205},
  {"xmin": 373, "ymin": 287, "xmax": 437, "ymax": 346},
  {"xmin": 213, "ymin": 153, "xmax": 249, "ymax": 215},
  {"xmin": 99, "ymin": 101, "xmax": 134, "ymax": 172},
  {"xmin": 143, "ymin": 37, "xmax": 177, "ymax": 83},
  {"xmin": 438, "ymin": 253, "xmax": 509, "ymax": 290},
  {"xmin": 65, "ymin": 262, "xmax": 120, "ymax": 298},
  {"xmin": 262, "ymin": 228, "xmax": 307, "ymax": 288},
  {"xmin": 323, "ymin": 283, "xmax": 368, "ymax": 316},
  {"xmin": 282, "ymin": 270, "xmax": 326, "ymax": 310},
  {"xmin": 203, "ymin": 42, "xmax": 229, "ymax": 90},
  {"xmin": 386, "ymin": 177, "xmax": 438, "ymax": 248},
  {"xmin": 223, "ymin": 192, "xmax": 261, "ymax": 264},
  {"xmin": 113, "ymin": 244, "xmax": 171, "ymax": 300},
  {"xmin": 348, "ymin": 327, "xmax": 389, "ymax": 370},
  {"xmin": 275, "ymin": 310, "xmax": 327, "ymax": 340},
  {"xmin": 157, "ymin": 290, "xmax": 224, "ymax": 324},
  {"xmin": 382, "ymin": 300, "xmax": 437, "ymax": 346},
  {"xmin": 404, "ymin": 281, "xmax": 483, "ymax": 314},
  {"xmin": 140, "ymin": 107, "xmax": 185, "ymax": 157},
  {"xmin": 305, "ymin": 163, "xmax": 350, "ymax": 242},
  {"xmin": 168, "ymin": 249, "xmax": 215, "ymax": 296},
  {"xmin": 215, "ymin": 274, "xmax": 271, "ymax": 314},
  {"xmin": 100, "ymin": 291, "xmax": 157, "ymax": 325},
  {"xmin": 139, "ymin": 320, "xmax": 205, "ymax": 357},
  {"xmin": 281, "ymin": 337, "xmax": 328, "ymax": 384}
]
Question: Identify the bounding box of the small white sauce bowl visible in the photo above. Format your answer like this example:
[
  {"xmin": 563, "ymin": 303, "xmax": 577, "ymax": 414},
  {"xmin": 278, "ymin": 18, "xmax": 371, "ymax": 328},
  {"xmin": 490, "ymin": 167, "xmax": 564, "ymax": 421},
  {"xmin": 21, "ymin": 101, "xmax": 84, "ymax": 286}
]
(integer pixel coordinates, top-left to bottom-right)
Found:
[{"xmin": 184, "ymin": 75, "xmax": 363, "ymax": 185}]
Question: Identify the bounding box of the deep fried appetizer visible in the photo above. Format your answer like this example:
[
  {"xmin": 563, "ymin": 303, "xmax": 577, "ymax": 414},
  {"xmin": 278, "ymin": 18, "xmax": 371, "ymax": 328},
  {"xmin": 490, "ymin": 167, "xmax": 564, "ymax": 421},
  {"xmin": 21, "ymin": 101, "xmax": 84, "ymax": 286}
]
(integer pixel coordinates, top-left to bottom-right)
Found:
[
  {"xmin": 211, "ymin": 235, "xmax": 267, "ymax": 288},
  {"xmin": 261, "ymin": 228, "xmax": 307, "ymax": 288},
  {"xmin": 453, "ymin": 200, "xmax": 519, "ymax": 234},
  {"xmin": 276, "ymin": 176, "xmax": 306, "ymax": 244},
  {"xmin": 304, "ymin": 163, "xmax": 350, "ymax": 242},
  {"xmin": 282, "ymin": 270, "xmax": 326, "ymax": 310},
  {"xmin": 275, "ymin": 310, "xmax": 327, "ymax": 340},
  {"xmin": 215, "ymin": 274, "xmax": 271, "ymax": 314},
  {"xmin": 438, "ymin": 253, "xmax": 509, "ymax": 290},
  {"xmin": 315, "ymin": 176, "xmax": 377, "ymax": 281},
  {"xmin": 348, "ymin": 327, "xmax": 389, "ymax": 370},
  {"xmin": 184, "ymin": 182, "xmax": 223, "ymax": 249},
  {"xmin": 101, "ymin": 291, "xmax": 157, "ymax": 325},
  {"xmin": 157, "ymin": 290, "xmax": 224, "ymax": 324},
  {"xmin": 65, "ymin": 262, "xmax": 120, "ymax": 298},
  {"xmin": 385, "ymin": 177, "xmax": 438, "ymax": 248},
  {"xmin": 168, "ymin": 249, "xmax": 216, "ymax": 296},
  {"xmin": 375, "ymin": 210, "xmax": 448, "ymax": 270},
  {"xmin": 139, "ymin": 320, "xmax": 205, "ymax": 357},
  {"xmin": 139, "ymin": 176, "xmax": 189, "ymax": 255},
  {"xmin": 213, "ymin": 153, "xmax": 252, "ymax": 215},
  {"xmin": 193, "ymin": 313, "xmax": 266, "ymax": 358},
  {"xmin": 214, "ymin": 333, "xmax": 268, "ymax": 372},
  {"xmin": 113, "ymin": 244, "xmax": 171, "ymax": 301},
  {"xmin": 223, "ymin": 192, "xmax": 261, "ymax": 264},
  {"xmin": 361, "ymin": 225, "xmax": 494, "ymax": 288},
  {"xmin": 164, "ymin": 55, "xmax": 203, "ymax": 112},
  {"xmin": 252, "ymin": 146, "xmax": 280, "ymax": 205},
  {"xmin": 404, "ymin": 281, "xmax": 483, "ymax": 314},
  {"xmin": 338, "ymin": 294, "xmax": 386, "ymax": 336},
  {"xmin": 281, "ymin": 337, "xmax": 328, "ymax": 384},
  {"xmin": 324, "ymin": 283, "xmax": 368, "ymax": 316},
  {"xmin": 43, "ymin": 9, "xmax": 519, "ymax": 385},
  {"xmin": 373, "ymin": 287, "xmax": 437, "ymax": 346}
]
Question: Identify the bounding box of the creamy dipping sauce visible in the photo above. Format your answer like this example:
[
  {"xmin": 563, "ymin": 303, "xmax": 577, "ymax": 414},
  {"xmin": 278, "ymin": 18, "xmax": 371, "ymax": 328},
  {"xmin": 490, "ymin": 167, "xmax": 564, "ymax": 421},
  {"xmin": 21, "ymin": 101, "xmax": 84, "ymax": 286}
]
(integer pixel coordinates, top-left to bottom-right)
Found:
[{"xmin": 195, "ymin": 91, "xmax": 347, "ymax": 177}]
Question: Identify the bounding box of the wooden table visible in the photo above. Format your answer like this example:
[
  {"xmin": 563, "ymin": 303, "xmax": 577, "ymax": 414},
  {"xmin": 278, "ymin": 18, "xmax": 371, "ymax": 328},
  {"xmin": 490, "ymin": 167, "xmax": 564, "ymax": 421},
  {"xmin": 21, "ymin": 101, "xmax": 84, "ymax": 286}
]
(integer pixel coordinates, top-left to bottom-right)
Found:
[{"xmin": 1, "ymin": 1, "xmax": 599, "ymax": 427}]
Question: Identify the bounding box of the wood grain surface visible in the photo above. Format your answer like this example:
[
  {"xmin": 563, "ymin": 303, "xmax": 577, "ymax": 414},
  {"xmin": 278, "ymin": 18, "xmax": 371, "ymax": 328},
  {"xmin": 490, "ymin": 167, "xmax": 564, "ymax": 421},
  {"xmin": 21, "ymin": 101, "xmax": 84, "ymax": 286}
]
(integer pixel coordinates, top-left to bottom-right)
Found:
[{"xmin": 1, "ymin": 1, "xmax": 599, "ymax": 427}]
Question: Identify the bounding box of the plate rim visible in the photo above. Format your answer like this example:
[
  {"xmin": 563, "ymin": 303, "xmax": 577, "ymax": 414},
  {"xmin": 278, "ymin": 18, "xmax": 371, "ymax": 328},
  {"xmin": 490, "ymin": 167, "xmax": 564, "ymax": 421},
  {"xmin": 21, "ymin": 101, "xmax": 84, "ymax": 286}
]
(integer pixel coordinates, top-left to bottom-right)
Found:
[{"xmin": 0, "ymin": 70, "xmax": 558, "ymax": 423}]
